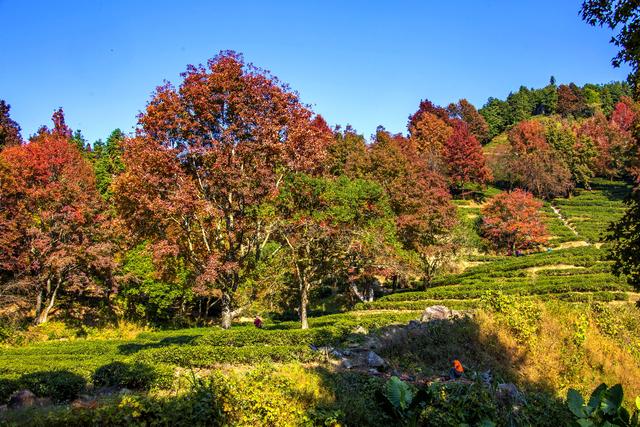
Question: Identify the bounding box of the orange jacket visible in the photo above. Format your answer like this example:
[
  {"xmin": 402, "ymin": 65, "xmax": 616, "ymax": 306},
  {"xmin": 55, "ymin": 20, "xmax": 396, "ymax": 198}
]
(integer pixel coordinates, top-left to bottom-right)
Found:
[{"xmin": 453, "ymin": 359, "xmax": 464, "ymax": 373}]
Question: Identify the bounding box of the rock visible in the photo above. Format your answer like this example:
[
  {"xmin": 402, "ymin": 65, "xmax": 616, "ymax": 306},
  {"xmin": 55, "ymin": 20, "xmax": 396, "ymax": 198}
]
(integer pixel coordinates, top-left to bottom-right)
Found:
[
  {"xmin": 481, "ymin": 370, "xmax": 493, "ymax": 385},
  {"xmin": 353, "ymin": 325, "xmax": 367, "ymax": 334},
  {"xmin": 363, "ymin": 335, "xmax": 382, "ymax": 350},
  {"xmin": 497, "ymin": 383, "xmax": 522, "ymax": 402},
  {"xmin": 8, "ymin": 390, "xmax": 36, "ymax": 409},
  {"xmin": 407, "ymin": 320, "xmax": 421, "ymax": 330},
  {"xmin": 330, "ymin": 349, "xmax": 343, "ymax": 358},
  {"xmin": 367, "ymin": 351, "xmax": 386, "ymax": 369},
  {"xmin": 71, "ymin": 396, "xmax": 98, "ymax": 409},
  {"xmin": 341, "ymin": 358, "xmax": 353, "ymax": 369},
  {"xmin": 420, "ymin": 305, "xmax": 463, "ymax": 322}
]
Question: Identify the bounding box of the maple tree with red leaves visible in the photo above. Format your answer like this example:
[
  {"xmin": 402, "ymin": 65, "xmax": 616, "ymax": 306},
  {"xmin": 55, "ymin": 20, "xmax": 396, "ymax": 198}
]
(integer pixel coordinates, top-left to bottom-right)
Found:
[
  {"xmin": 442, "ymin": 120, "xmax": 492, "ymax": 190},
  {"xmin": 481, "ymin": 189, "xmax": 548, "ymax": 253},
  {"xmin": 367, "ymin": 129, "xmax": 457, "ymax": 286},
  {"xmin": 113, "ymin": 51, "xmax": 333, "ymax": 328},
  {"xmin": 0, "ymin": 109, "xmax": 116, "ymax": 324},
  {"xmin": 447, "ymin": 99, "xmax": 490, "ymax": 144}
]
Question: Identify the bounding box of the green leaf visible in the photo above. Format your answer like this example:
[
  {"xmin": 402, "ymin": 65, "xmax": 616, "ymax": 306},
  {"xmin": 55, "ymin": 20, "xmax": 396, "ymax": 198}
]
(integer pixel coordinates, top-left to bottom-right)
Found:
[
  {"xmin": 588, "ymin": 383, "xmax": 607, "ymax": 411},
  {"xmin": 384, "ymin": 376, "xmax": 413, "ymax": 411},
  {"xmin": 568, "ymin": 388, "xmax": 587, "ymax": 418},
  {"xmin": 478, "ymin": 420, "xmax": 496, "ymax": 427},
  {"xmin": 636, "ymin": 396, "xmax": 640, "ymax": 410},
  {"xmin": 576, "ymin": 419, "xmax": 595, "ymax": 427},
  {"xmin": 602, "ymin": 384, "xmax": 624, "ymax": 415}
]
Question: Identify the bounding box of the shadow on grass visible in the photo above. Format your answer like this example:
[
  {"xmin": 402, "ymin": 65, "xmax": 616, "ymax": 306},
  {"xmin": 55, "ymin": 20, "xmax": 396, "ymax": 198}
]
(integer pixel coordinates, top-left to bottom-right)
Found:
[
  {"xmin": 0, "ymin": 370, "xmax": 86, "ymax": 404},
  {"xmin": 118, "ymin": 334, "xmax": 201, "ymax": 355}
]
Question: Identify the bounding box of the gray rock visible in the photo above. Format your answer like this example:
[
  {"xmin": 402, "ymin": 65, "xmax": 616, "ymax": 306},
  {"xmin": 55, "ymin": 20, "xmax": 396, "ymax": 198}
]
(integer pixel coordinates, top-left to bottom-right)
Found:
[
  {"xmin": 330, "ymin": 349, "xmax": 343, "ymax": 358},
  {"xmin": 407, "ymin": 320, "xmax": 421, "ymax": 330},
  {"xmin": 341, "ymin": 358, "xmax": 353, "ymax": 369},
  {"xmin": 367, "ymin": 351, "xmax": 386, "ymax": 368},
  {"xmin": 353, "ymin": 325, "xmax": 367, "ymax": 334},
  {"xmin": 497, "ymin": 383, "xmax": 523, "ymax": 402},
  {"xmin": 8, "ymin": 390, "xmax": 36, "ymax": 409},
  {"xmin": 420, "ymin": 305, "xmax": 463, "ymax": 322}
]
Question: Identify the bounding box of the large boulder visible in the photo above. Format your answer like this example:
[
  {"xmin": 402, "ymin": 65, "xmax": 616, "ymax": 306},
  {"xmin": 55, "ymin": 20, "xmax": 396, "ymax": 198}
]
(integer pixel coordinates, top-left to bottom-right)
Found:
[
  {"xmin": 367, "ymin": 351, "xmax": 386, "ymax": 369},
  {"xmin": 8, "ymin": 390, "xmax": 36, "ymax": 409},
  {"xmin": 420, "ymin": 305, "xmax": 462, "ymax": 322}
]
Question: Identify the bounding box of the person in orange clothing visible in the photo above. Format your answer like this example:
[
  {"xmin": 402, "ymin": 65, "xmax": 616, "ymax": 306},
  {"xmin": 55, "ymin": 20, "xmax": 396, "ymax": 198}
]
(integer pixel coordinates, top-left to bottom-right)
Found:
[{"xmin": 449, "ymin": 359, "xmax": 464, "ymax": 379}]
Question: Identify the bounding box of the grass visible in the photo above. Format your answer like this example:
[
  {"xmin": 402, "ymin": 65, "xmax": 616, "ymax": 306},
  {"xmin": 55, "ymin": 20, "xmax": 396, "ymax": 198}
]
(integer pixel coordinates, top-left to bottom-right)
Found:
[{"xmin": 552, "ymin": 178, "xmax": 632, "ymax": 242}]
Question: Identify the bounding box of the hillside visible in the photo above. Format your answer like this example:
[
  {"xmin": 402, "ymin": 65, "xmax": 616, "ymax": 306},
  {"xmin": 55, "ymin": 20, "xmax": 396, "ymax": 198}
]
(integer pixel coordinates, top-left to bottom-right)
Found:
[{"xmin": 1, "ymin": 178, "xmax": 639, "ymax": 426}]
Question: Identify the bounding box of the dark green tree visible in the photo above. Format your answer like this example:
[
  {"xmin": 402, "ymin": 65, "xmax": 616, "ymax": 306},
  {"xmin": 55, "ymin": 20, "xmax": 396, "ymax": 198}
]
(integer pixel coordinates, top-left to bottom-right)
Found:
[
  {"xmin": 0, "ymin": 100, "xmax": 22, "ymax": 148},
  {"xmin": 582, "ymin": 0, "xmax": 640, "ymax": 94},
  {"xmin": 608, "ymin": 185, "xmax": 640, "ymax": 291},
  {"xmin": 479, "ymin": 97, "xmax": 509, "ymax": 139},
  {"xmin": 94, "ymin": 129, "xmax": 125, "ymax": 199}
]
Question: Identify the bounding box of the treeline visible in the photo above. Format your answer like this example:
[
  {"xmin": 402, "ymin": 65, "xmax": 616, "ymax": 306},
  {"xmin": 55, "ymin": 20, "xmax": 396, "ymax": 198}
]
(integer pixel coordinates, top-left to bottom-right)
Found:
[
  {"xmin": 479, "ymin": 78, "xmax": 632, "ymax": 140},
  {"xmin": 1, "ymin": 52, "xmax": 638, "ymax": 329}
]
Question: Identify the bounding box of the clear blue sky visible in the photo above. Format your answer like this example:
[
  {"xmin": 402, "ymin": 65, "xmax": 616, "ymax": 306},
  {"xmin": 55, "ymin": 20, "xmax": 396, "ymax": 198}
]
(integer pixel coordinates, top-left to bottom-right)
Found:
[{"xmin": 0, "ymin": 0, "xmax": 631, "ymax": 143}]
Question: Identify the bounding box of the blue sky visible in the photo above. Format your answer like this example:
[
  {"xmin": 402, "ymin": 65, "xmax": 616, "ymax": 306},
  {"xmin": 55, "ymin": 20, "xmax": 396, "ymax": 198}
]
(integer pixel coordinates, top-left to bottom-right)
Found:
[{"xmin": 0, "ymin": 0, "xmax": 631, "ymax": 143}]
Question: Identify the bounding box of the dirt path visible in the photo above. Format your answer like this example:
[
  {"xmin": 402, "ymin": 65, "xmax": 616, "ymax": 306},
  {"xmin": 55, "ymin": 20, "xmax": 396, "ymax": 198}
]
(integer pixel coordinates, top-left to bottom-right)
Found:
[{"xmin": 550, "ymin": 203, "xmax": 579, "ymax": 237}]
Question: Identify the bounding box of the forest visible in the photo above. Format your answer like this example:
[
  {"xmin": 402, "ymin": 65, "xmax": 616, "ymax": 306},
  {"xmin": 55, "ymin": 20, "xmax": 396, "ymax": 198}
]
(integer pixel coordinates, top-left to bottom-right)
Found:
[{"xmin": 2, "ymin": 1, "xmax": 640, "ymax": 426}]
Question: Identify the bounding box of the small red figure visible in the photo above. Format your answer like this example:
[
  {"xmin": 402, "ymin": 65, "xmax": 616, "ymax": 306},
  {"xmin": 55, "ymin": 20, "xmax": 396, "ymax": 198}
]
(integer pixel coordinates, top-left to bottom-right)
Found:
[{"xmin": 254, "ymin": 316, "xmax": 263, "ymax": 328}]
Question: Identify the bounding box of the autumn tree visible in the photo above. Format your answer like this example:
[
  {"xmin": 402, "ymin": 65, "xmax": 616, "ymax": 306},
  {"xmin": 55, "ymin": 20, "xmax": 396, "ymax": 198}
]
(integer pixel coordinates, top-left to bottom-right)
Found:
[
  {"xmin": 506, "ymin": 120, "xmax": 574, "ymax": 198},
  {"xmin": 326, "ymin": 125, "xmax": 368, "ymax": 177},
  {"xmin": 447, "ymin": 99, "xmax": 490, "ymax": 143},
  {"xmin": 557, "ymin": 84, "xmax": 588, "ymax": 117},
  {"xmin": 546, "ymin": 120, "xmax": 596, "ymax": 188},
  {"xmin": 367, "ymin": 129, "xmax": 457, "ymax": 286},
  {"xmin": 0, "ymin": 100, "xmax": 22, "ymax": 148},
  {"xmin": 114, "ymin": 51, "xmax": 332, "ymax": 328},
  {"xmin": 442, "ymin": 120, "xmax": 492, "ymax": 190},
  {"xmin": 481, "ymin": 189, "xmax": 548, "ymax": 253},
  {"xmin": 0, "ymin": 110, "xmax": 115, "ymax": 324},
  {"xmin": 577, "ymin": 112, "xmax": 629, "ymax": 178},
  {"xmin": 408, "ymin": 100, "xmax": 453, "ymax": 170}
]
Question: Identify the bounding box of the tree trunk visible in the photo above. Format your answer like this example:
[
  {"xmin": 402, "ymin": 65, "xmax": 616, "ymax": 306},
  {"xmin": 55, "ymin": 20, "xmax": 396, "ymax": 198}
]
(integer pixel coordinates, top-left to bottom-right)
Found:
[
  {"xmin": 35, "ymin": 278, "xmax": 60, "ymax": 325},
  {"xmin": 300, "ymin": 278, "xmax": 309, "ymax": 330},
  {"xmin": 221, "ymin": 292, "xmax": 232, "ymax": 329}
]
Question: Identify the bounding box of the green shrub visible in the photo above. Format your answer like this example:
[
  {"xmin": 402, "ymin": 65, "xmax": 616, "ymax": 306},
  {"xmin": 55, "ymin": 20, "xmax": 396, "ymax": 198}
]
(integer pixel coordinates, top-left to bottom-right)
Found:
[
  {"xmin": 18, "ymin": 370, "xmax": 86, "ymax": 402},
  {"xmin": 92, "ymin": 362, "xmax": 173, "ymax": 390}
]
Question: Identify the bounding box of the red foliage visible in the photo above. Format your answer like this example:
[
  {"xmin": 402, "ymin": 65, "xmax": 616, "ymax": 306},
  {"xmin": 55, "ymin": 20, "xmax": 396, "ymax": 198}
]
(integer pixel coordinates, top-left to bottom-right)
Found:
[
  {"xmin": 610, "ymin": 97, "xmax": 636, "ymax": 132},
  {"xmin": 442, "ymin": 121, "xmax": 492, "ymax": 187},
  {"xmin": 368, "ymin": 129, "xmax": 457, "ymax": 261},
  {"xmin": 447, "ymin": 99, "xmax": 490, "ymax": 143},
  {"xmin": 0, "ymin": 110, "xmax": 115, "ymax": 323},
  {"xmin": 114, "ymin": 51, "xmax": 333, "ymax": 327},
  {"xmin": 508, "ymin": 120, "xmax": 548, "ymax": 153},
  {"xmin": 481, "ymin": 189, "xmax": 548, "ymax": 253}
]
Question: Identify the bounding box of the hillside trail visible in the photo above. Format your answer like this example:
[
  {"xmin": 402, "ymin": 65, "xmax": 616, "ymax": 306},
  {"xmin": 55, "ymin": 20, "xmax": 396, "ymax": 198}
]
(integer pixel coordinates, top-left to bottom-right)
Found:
[{"xmin": 549, "ymin": 203, "xmax": 581, "ymax": 238}]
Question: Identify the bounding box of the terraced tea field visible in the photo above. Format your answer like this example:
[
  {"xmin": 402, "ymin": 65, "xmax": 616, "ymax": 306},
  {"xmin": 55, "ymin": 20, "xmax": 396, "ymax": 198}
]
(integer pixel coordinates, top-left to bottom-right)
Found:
[{"xmin": 357, "ymin": 246, "xmax": 635, "ymax": 311}]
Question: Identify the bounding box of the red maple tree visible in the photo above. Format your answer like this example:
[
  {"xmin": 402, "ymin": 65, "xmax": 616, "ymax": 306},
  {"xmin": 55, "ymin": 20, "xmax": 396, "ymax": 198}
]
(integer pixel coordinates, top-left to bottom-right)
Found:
[
  {"xmin": 0, "ymin": 109, "xmax": 115, "ymax": 324},
  {"xmin": 114, "ymin": 51, "xmax": 333, "ymax": 328},
  {"xmin": 442, "ymin": 120, "xmax": 492, "ymax": 189},
  {"xmin": 481, "ymin": 189, "xmax": 548, "ymax": 253}
]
